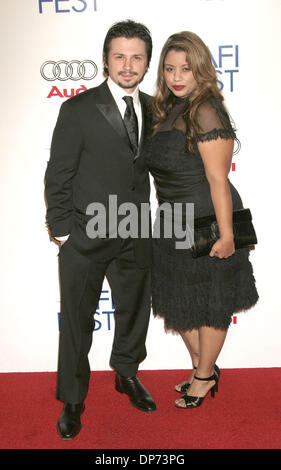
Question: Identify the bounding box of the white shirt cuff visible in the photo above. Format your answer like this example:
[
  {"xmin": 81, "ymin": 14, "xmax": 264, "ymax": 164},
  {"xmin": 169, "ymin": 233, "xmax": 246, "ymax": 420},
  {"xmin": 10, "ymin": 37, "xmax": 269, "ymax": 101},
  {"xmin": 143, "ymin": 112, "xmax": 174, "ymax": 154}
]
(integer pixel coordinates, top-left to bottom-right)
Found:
[{"xmin": 55, "ymin": 235, "xmax": 70, "ymax": 241}]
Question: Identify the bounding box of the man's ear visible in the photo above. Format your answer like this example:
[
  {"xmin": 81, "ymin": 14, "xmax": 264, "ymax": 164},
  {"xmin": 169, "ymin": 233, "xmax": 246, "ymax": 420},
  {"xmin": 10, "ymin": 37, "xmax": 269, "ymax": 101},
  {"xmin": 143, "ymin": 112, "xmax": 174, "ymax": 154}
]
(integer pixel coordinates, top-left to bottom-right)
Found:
[{"xmin": 103, "ymin": 54, "xmax": 109, "ymax": 77}]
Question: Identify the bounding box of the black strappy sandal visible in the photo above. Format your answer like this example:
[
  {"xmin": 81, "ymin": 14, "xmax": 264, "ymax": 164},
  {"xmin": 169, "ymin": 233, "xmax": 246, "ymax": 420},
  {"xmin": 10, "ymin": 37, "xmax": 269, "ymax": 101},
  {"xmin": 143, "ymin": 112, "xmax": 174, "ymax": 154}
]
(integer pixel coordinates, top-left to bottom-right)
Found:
[
  {"xmin": 175, "ymin": 364, "xmax": 220, "ymax": 394},
  {"xmin": 175, "ymin": 371, "xmax": 219, "ymax": 409}
]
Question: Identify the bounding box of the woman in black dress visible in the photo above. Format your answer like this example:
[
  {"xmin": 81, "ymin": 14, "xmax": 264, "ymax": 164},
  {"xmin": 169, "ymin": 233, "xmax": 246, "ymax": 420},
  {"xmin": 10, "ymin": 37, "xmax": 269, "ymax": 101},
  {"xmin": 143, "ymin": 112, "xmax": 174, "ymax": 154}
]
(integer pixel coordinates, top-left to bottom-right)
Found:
[{"xmin": 145, "ymin": 31, "xmax": 259, "ymax": 408}]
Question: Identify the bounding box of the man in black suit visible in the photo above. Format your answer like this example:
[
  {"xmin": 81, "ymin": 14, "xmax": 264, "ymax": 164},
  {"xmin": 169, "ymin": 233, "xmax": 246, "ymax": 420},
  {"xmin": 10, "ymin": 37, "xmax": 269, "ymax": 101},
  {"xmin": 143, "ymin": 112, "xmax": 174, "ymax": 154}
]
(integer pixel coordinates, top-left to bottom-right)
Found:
[{"xmin": 45, "ymin": 20, "xmax": 156, "ymax": 440}]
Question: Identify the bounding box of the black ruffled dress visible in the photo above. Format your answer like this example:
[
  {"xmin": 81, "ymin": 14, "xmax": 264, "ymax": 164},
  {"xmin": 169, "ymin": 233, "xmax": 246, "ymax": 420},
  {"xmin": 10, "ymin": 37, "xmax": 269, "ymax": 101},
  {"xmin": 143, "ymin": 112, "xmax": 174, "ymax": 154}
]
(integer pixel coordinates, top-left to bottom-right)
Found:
[{"xmin": 144, "ymin": 97, "xmax": 259, "ymax": 331}]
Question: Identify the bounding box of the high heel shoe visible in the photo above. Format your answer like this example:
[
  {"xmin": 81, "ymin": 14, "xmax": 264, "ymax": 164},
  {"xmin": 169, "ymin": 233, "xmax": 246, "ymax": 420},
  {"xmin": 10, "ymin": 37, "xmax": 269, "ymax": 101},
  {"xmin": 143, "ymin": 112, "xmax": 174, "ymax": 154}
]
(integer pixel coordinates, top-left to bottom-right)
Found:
[
  {"xmin": 175, "ymin": 372, "xmax": 219, "ymax": 409},
  {"xmin": 175, "ymin": 364, "xmax": 220, "ymax": 394}
]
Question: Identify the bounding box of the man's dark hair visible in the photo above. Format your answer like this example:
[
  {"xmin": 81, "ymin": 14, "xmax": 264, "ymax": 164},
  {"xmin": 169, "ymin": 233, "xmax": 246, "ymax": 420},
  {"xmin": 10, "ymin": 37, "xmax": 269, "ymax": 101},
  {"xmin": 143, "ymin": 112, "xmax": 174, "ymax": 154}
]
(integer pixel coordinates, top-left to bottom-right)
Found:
[{"xmin": 103, "ymin": 19, "xmax": 153, "ymax": 75}]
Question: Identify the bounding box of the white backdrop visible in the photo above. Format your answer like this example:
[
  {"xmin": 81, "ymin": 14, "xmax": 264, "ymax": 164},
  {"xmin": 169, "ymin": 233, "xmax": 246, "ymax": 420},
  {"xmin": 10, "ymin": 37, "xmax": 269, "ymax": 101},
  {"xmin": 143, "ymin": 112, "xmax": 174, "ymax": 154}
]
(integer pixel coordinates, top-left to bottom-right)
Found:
[{"xmin": 1, "ymin": 0, "xmax": 280, "ymax": 373}]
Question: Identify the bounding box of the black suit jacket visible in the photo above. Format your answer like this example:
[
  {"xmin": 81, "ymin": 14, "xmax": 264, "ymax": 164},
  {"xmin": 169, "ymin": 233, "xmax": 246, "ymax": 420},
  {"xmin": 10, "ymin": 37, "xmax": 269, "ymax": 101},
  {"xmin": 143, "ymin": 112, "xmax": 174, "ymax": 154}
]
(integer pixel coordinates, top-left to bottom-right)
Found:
[{"xmin": 45, "ymin": 80, "xmax": 152, "ymax": 267}]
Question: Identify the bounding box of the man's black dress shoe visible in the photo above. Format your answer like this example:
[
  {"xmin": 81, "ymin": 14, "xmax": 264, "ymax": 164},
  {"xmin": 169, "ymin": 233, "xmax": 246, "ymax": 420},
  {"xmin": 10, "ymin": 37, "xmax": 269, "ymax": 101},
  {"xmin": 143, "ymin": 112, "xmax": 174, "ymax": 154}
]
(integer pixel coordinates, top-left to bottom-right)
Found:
[
  {"xmin": 56, "ymin": 402, "xmax": 85, "ymax": 440},
  {"xmin": 115, "ymin": 374, "xmax": 157, "ymax": 413}
]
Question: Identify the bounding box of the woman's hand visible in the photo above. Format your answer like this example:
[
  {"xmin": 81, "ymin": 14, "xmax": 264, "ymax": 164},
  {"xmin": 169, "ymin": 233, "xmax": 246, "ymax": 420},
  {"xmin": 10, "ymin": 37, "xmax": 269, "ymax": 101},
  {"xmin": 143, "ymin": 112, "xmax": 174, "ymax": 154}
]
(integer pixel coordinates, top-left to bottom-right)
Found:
[{"xmin": 209, "ymin": 236, "xmax": 235, "ymax": 258}]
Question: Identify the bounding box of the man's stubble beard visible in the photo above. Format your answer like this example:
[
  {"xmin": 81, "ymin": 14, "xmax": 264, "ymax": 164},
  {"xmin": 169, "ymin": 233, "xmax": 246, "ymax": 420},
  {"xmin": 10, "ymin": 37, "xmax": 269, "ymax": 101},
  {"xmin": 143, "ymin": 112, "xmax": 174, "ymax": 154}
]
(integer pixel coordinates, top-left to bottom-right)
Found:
[
  {"xmin": 116, "ymin": 70, "xmax": 147, "ymax": 91},
  {"xmin": 117, "ymin": 79, "xmax": 139, "ymax": 90}
]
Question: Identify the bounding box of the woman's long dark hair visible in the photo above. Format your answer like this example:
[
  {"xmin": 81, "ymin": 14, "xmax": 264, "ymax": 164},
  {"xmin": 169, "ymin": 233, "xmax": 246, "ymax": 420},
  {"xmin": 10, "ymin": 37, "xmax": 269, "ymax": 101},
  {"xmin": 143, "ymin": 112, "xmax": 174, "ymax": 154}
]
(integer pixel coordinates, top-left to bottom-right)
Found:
[{"xmin": 152, "ymin": 31, "xmax": 237, "ymax": 152}]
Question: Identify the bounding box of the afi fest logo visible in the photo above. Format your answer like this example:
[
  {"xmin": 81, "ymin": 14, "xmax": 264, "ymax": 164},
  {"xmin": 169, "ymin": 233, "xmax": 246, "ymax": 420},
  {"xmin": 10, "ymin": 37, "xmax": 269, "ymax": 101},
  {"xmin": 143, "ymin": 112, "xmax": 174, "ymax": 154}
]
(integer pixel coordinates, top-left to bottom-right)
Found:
[
  {"xmin": 57, "ymin": 290, "xmax": 239, "ymax": 332},
  {"xmin": 38, "ymin": 0, "xmax": 97, "ymax": 13},
  {"xmin": 58, "ymin": 288, "xmax": 116, "ymax": 332},
  {"xmin": 211, "ymin": 45, "xmax": 239, "ymax": 93}
]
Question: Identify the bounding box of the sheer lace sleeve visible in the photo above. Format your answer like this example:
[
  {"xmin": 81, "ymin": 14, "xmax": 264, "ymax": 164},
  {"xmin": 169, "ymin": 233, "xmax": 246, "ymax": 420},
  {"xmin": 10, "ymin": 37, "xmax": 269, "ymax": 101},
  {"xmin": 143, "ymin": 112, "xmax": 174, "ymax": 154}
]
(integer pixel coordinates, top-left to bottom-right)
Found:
[
  {"xmin": 154, "ymin": 100, "xmax": 187, "ymax": 133},
  {"xmin": 196, "ymin": 98, "xmax": 236, "ymax": 143},
  {"xmin": 152, "ymin": 97, "xmax": 239, "ymax": 153}
]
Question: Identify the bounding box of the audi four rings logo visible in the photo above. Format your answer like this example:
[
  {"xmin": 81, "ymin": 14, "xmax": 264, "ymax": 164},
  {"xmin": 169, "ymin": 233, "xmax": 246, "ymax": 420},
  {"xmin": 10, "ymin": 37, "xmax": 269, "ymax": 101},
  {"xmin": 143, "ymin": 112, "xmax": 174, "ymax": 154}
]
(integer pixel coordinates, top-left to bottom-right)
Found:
[{"xmin": 40, "ymin": 60, "xmax": 98, "ymax": 81}]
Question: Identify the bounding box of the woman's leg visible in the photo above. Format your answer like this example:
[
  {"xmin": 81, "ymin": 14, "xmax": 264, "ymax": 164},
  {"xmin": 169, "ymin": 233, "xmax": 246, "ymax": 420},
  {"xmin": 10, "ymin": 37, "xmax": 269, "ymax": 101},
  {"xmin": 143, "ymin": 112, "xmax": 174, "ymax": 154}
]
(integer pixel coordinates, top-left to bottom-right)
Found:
[
  {"xmin": 175, "ymin": 325, "xmax": 228, "ymax": 406},
  {"xmin": 174, "ymin": 329, "xmax": 200, "ymax": 391}
]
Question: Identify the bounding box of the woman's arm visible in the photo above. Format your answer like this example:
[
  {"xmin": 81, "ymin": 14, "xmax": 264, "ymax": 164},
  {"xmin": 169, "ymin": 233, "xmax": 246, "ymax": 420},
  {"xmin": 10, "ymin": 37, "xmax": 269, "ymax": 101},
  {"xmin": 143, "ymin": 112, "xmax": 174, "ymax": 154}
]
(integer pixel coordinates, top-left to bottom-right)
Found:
[{"xmin": 198, "ymin": 137, "xmax": 235, "ymax": 258}]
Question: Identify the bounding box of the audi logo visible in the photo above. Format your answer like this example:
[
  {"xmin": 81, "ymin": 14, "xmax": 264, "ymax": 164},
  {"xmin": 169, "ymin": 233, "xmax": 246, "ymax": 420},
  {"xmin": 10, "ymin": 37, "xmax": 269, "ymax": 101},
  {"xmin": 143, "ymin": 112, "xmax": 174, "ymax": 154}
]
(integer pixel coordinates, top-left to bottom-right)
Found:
[{"xmin": 40, "ymin": 60, "xmax": 98, "ymax": 81}]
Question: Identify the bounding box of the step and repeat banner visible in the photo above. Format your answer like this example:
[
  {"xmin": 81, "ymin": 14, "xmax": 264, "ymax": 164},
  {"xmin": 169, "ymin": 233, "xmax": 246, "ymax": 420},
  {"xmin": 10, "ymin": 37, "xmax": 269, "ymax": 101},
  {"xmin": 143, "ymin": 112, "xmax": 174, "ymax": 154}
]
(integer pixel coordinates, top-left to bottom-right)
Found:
[{"xmin": 1, "ymin": 0, "xmax": 280, "ymax": 372}]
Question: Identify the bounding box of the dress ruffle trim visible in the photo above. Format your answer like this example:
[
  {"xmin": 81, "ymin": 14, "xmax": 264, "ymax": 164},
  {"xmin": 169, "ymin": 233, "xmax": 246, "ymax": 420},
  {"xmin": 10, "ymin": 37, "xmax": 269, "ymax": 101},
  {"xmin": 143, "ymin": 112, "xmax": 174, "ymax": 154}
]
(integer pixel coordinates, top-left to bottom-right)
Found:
[
  {"xmin": 151, "ymin": 241, "xmax": 259, "ymax": 332},
  {"xmin": 196, "ymin": 128, "xmax": 236, "ymax": 143}
]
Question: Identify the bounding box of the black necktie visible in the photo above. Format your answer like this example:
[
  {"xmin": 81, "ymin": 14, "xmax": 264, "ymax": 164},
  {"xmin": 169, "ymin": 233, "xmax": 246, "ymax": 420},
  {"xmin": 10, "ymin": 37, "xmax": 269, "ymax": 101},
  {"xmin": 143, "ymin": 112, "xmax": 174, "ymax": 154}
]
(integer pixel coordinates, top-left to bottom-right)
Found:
[{"xmin": 122, "ymin": 96, "xmax": 139, "ymax": 156}]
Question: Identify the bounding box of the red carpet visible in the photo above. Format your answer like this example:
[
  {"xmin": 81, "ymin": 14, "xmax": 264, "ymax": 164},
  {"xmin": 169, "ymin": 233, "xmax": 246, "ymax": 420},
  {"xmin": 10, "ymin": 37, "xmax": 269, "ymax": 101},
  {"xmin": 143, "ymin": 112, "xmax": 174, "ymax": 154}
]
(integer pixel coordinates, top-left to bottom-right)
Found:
[{"xmin": 0, "ymin": 368, "xmax": 280, "ymax": 450}]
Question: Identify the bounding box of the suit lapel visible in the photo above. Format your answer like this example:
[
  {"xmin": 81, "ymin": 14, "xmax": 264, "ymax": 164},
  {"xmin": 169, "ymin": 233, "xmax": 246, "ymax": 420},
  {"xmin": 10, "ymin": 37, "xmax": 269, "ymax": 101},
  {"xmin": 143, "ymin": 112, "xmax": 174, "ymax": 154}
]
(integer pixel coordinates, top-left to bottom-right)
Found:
[
  {"xmin": 94, "ymin": 81, "xmax": 151, "ymax": 161},
  {"xmin": 95, "ymin": 81, "xmax": 132, "ymax": 151}
]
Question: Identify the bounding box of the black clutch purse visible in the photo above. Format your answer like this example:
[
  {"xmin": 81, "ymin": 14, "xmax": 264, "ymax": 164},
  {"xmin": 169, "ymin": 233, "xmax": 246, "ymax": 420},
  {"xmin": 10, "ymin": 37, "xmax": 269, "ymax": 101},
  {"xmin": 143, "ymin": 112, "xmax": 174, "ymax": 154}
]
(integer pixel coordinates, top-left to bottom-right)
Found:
[{"xmin": 191, "ymin": 208, "xmax": 257, "ymax": 258}]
